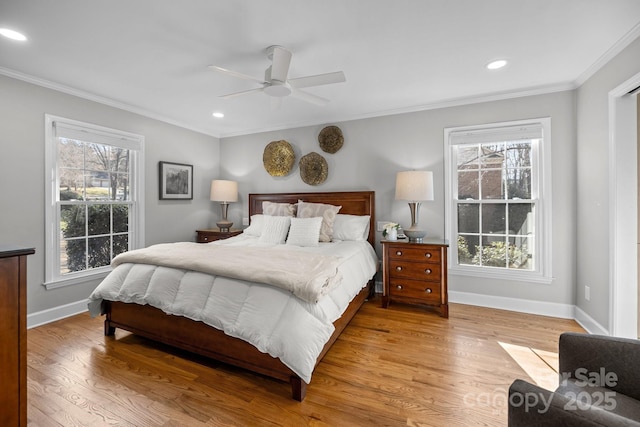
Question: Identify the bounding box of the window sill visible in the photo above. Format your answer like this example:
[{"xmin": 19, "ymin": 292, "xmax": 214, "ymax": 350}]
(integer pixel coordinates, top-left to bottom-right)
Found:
[
  {"xmin": 43, "ymin": 268, "xmax": 110, "ymax": 290},
  {"xmin": 451, "ymin": 266, "xmax": 553, "ymax": 285}
]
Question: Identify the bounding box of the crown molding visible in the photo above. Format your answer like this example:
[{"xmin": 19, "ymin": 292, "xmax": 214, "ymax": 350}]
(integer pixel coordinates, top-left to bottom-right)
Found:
[
  {"xmin": 575, "ymin": 21, "xmax": 640, "ymax": 87},
  {"xmin": 0, "ymin": 66, "xmax": 219, "ymax": 138}
]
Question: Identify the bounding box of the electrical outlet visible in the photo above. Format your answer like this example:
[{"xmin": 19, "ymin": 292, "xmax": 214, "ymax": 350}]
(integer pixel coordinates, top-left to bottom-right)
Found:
[
  {"xmin": 377, "ymin": 221, "xmax": 390, "ymax": 232},
  {"xmin": 242, "ymin": 217, "xmax": 249, "ymax": 226},
  {"xmin": 585, "ymin": 285, "xmax": 590, "ymax": 301}
]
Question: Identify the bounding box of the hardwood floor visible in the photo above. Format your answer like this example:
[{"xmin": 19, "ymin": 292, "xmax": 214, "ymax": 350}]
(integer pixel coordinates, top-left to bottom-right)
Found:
[{"xmin": 26, "ymin": 300, "xmax": 584, "ymax": 426}]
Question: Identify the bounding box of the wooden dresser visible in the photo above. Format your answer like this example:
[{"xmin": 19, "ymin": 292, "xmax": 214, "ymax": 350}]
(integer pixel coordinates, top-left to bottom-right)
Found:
[
  {"xmin": 196, "ymin": 228, "xmax": 242, "ymax": 243},
  {"xmin": 382, "ymin": 239, "xmax": 448, "ymax": 317},
  {"xmin": 0, "ymin": 246, "xmax": 35, "ymax": 427}
]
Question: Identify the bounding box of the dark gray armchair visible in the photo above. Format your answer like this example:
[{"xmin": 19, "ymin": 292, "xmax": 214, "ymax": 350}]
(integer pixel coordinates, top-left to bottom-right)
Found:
[{"xmin": 508, "ymin": 332, "xmax": 640, "ymax": 426}]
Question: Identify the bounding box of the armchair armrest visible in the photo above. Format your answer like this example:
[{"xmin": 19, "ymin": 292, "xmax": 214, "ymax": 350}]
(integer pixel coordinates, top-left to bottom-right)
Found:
[
  {"xmin": 559, "ymin": 332, "xmax": 640, "ymax": 400},
  {"xmin": 508, "ymin": 379, "xmax": 632, "ymax": 427}
]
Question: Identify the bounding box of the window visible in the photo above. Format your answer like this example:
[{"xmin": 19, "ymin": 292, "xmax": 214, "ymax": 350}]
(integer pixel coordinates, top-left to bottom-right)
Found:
[
  {"xmin": 444, "ymin": 118, "xmax": 551, "ymax": 283},
  {"xmin": 44, "ymin": 115, "xmax": 145, "ymax": 289}
]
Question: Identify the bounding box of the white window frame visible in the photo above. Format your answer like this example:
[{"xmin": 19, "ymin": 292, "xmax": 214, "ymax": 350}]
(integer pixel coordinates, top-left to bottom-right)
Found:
[
  {"xmin": 444, "ymin": 117, "xmax": 552, "ymax": 284},
  {"xmin": 44, "ymin": 115, "xmax": 145, "ymax": 289}
]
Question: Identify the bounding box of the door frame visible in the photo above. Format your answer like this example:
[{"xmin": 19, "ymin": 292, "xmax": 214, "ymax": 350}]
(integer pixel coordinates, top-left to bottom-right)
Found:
[{"xmin": 608, "ymin": 72, "xmax": 640, "ymax": 338}]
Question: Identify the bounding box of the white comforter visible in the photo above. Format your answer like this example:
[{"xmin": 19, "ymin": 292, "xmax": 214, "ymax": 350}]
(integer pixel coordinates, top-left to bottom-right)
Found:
[{"xmin": 87, "ymin": 234, "xmax": 378, "ymax": 383}]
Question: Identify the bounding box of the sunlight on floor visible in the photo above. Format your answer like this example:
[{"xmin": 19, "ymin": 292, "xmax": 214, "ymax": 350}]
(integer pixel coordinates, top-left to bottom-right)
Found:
[{"xmin": 498, "ymin": 342, "xmax": 559, "ymax": 391}]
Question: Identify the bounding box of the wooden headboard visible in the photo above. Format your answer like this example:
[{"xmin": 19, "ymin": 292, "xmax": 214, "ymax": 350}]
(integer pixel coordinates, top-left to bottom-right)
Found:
[{"xmin": 248, "ymin": 191, "xmax": 376, "ymax": 245}]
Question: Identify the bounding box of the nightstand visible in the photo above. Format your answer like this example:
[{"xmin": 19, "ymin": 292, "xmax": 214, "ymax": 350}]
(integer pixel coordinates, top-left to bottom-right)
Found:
[
  {"xmin": 382, "ymin": 239, "xmax": 449, "ymax": 317},
  {"xmin": 196, "ymin": 228, "xmax": 242, "ymax": 243}
]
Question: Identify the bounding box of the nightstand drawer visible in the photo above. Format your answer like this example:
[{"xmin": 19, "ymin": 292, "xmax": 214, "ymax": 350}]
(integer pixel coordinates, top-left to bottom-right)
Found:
[
  {"xmin": 388, "ymin": 261, "xmax": 441, "ymax": 282},
  {"xmin": 196, "ymin": 229, "xmax": 242, "ymax": 243},
  {"xmin": 388, "ymin": 278, "xmax": 441, "ymax": 304},
  {"xmin": 387, "ymin": 245, "xmax": 441, "ymax": 263}
]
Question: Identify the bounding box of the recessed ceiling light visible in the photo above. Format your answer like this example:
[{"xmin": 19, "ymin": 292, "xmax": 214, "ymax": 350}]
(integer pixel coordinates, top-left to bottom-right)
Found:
[
  {"xmin": 0, "ymin": 28, "xmax": 27, "ymax": 41},
  {"xmin": 212, "ymin": 112, "xmax": 224, "ymax": 118},
  {"xmin": 487, "ymin": 59, "xmax": 507, "ymax": 70}
]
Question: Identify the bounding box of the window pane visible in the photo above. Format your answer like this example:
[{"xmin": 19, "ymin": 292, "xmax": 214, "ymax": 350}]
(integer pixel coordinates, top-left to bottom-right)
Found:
[
  {"xmin": 110, "ymin": 147, "xmax": 130, "ymax": 172},
  {"xmin": 457, "ymin": 146, "xmax": 479, "ymax": 169},
  {"xmin": 458, "ymin": 204, "xmax": 479, "ymax": 233},
  {"xmin": 88, "ymin": 204, "xmax": 111, "ymax": 236},
  {"xmin": 58, "ymin": 138, "xmax": 84, "ymax": 169},
  {"xmin": 508, "ymin": 236, "xmax": 532, "ymax": 270},
  {"xmin": 64, "ymin": 238, "xmax": 86, "ymax": 272},
  {"xmin": 506, "ymin": 168, "xmax": 531, "ymax": 199},
  {"xmin": 480, "ymin": 144, "xmax": 504, "ymax": 168},
  {"xmin": 458, "ymin": 171, "xmax": 479, "ymax": 199},
  {"xmin": 87, "ymin": 236, "xmax": 111, "ymax": 269},
  {"xmin": 482, "ymin": 204, "xmax": 506, "ymax": 234},
  {"xmin": 457, "ymin": 235, "xmax": 479, "ymax": 265},
  {"xmin": 505, "ymin": 142, "xmax": 531, "ymax": 168},
  {"xmin": 85, "ymin": 143, "xmax": 109, "ymax": 171},
  {"xmin": 509, "ymin": 203, "xmax": 534, "ymax": 236},
  {"xmin": 60, "ymin": 205, "xmax": 85, "ymax": 238},
  {"xmin": 113, "ymin": 173, "xmax": 130, "ymax": 201},
  {"xmin": 480, "ymin": 237, "xmax": 508, "ymax": 268},
  {"xmin": 480, "ymin": 169, "xmax": 504, "ymax": 199},
  {"xmin": 113, "ymin": 204, "xmax": 129, "ymax": 233},
  {"xmin": 113, "ymin": 234, "xmax": 129, "ymax": 257}
]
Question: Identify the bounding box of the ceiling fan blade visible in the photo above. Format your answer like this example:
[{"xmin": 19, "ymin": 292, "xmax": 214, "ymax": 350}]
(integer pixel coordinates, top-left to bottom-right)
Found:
[
  {"xmin": 219, "ymin": 87, "xmax": 264, "ymax": 99},
  {"xmin": 269, "ymin": 46, "xmax": 292, "ymax": 83},
  {"xmin": 288, "ymin": 71, "xmax": 346, "ymax": 89},
  {"xmin": 289, "ymin": 87, "xmax": 330, "ymax": 106},
  {"xmin": 208, "ymin": 65, "xmax": 266, "ymax": 84}
]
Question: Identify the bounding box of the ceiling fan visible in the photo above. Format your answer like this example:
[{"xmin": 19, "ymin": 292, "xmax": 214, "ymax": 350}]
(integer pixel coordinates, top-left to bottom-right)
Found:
[{"xmin": 209, "ymin": 45, "xmax": 345, "ymax": 106}]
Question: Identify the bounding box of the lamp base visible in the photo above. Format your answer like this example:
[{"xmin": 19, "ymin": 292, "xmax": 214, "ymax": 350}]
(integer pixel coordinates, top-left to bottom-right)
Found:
[
  {"xmin": 404, "ymin": 228, "xmax": 426, "ymax": 243},
  {"xmin": 216, "ymin": 220, "xmax": 233, "ymax": 232}
]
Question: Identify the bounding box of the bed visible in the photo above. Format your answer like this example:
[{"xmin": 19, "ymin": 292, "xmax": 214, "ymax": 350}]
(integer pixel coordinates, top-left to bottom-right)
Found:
[{"xmin": 88, "ymin": 191, "xmax": 376, "ymax": 401}]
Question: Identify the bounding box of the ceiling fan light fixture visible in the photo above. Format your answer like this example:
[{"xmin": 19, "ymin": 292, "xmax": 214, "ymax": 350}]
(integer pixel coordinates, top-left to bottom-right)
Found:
[
  {"xmin": 487, "ymin": 59, "xmax": 507, "ymax": 70},
  {"xmin": 0, "ymin": 28, "xmax": 27, "ymax": 41},
  {"xmin": 263, "ymin": 81, "xmax": 292, "ymax": 97}
]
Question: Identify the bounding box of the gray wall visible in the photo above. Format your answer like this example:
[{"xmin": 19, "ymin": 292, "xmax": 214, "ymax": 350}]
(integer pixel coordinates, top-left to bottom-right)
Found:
[
  {"xmin": 0, "ymin": 74, "xmax": 220, "ymax": 314},
  {"xmin": 576, "ymin": 37, "xmax": 640, "ymax": 329},
  {"xmin": 221, "ymin": 90, "xmax": 577, "ymax": 306}
]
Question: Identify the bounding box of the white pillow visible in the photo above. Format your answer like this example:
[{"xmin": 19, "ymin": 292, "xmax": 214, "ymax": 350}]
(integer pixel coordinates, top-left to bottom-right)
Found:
[
  {"xmin": 258, "ymin": 215, "xmax": 291, "ymax": 244},
  {"xmin": 332, "ymin": 214, "xmax": 371, "ymax": 242},
  {"xmin": 242, "ymin": 214, "xmax": 264, "ymax": 237},
  {"xmin": 286, "ymin": 217, "xmax": 323, "ymax": 247},
  {"xmin": 262, "ymin": 201, "xmax": 296, "ymax": 217},
  {"xmin": 297, "ymin": 200, "xmax": 341, "ymax": 242}
]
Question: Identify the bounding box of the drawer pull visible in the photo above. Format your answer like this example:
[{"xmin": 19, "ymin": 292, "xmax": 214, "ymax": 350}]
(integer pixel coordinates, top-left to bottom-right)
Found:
[
  {"xmin": 396, "ymin": 266, "xmax": 403, "ymax": 271},
  {"xmin": 203, "ymin": 237, "xmax": 209, "ymax": 241},
  {"xmin": 425, "ymin": 288, "xmax": 433, "ymax": 294},
  {"xmin": 425, "ymin": 253, "xmax": 432, "ymax": 258},
  {"xmin": 424, "ymin": 268, "xmax": 432, "ymax": 274},
  {"xmin": 396, "ymin": 285, "xmax": 403, "ymax": 290},
  {"xmin": 396, "ymin": 251, "xmax": 403, "ymax": 256}
]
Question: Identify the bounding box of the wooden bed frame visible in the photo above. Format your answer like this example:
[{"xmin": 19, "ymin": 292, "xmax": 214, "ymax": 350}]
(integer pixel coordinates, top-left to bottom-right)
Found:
[{"xmin": 103, "ymin": 191, "xmax": 375, "ymax": 401}]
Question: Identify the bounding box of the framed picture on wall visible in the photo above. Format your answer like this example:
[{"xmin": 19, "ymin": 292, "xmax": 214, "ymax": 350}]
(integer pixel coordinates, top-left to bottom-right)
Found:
[{"xmin": 159, "ymin": 161, "xmax": 193, "ymax": 200}]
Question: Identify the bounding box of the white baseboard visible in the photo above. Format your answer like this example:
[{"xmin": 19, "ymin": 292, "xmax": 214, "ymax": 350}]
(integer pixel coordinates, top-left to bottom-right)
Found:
[
  {"xmin": 449, "ymin": 290, "xmax": 575, "ymax": 319},
  {"xmin": 27, "ymin": 299, "xmax": 88, "ymax": 329},
  {"xmin": 27, "ymin": 292, "xmax": 610, "ymax": 336},
  {"xmin": 573, "ymin": 306, "xmax": 609, "ymax": 335}
]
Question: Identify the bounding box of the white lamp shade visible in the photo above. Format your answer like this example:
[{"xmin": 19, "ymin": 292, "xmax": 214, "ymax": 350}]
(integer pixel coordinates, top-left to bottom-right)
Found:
[
  {"xmin": 395, "ymin": 171, "xmax": 434, "ymax": 201},
  {"xmin": 210, "ymin": 180, "xmax": 238, "ymax": 202}
]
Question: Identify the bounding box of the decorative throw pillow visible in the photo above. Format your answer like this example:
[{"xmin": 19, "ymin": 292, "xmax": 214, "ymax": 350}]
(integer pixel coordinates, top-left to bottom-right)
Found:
[
  {"xmin": 242, "ymin": 214, "xmax": 264, "ymax": 237},
  {"xmin": 258, "ymin": 215, "xmax": 291, "ymax": 244},
  {"xmin": 286, "ymin": 217, "xmax": 323, "ymax": 247},
  {"xmin": 296, "ymin": 200, "xmax": 341, "ymax": 242},
  {"xmin": 262, "ymin": 201, "xmax": 296, "ymax": 217},
  {"xmin": 332, "ymin": 214, "xmax": 371, "ymax": 241}
]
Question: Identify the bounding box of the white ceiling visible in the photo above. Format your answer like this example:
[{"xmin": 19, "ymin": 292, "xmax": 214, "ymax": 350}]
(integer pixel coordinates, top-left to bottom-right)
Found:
[{"xmin": 2, "ymin": 1, "xmax": 640, "ymax": 138}]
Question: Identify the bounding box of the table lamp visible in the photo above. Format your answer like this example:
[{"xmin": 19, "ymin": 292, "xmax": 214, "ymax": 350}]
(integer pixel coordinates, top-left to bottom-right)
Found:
[
  {"xmin": 395, "ymin": 171, "xmax": 434, "ymax": 242},
  {"xmin": 210, "ymin": 180, "xmax": 238, "ymax": 232}
]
